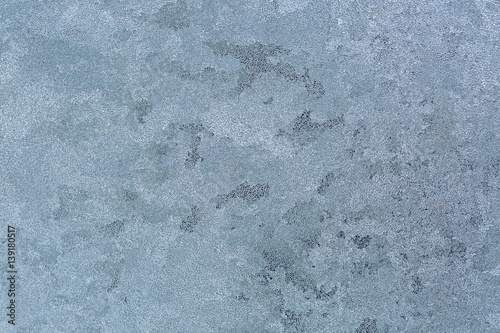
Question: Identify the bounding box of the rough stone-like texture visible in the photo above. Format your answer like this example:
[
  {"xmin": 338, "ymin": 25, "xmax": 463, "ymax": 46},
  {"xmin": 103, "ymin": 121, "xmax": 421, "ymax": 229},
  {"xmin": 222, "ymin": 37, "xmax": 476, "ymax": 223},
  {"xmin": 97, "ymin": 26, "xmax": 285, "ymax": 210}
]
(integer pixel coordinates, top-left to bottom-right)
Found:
[{"xmin": 0, "ymin": 1, "xmax": 499, "ymax": 332}]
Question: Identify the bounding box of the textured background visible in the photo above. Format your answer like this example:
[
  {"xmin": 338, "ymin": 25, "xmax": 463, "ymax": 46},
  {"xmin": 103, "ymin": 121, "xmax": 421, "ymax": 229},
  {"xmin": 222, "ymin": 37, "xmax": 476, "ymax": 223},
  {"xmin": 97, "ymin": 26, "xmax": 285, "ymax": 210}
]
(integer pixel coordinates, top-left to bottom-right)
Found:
[{"xmin": 0, "ymin": 0, "xmax": 499, "ymax": 332}]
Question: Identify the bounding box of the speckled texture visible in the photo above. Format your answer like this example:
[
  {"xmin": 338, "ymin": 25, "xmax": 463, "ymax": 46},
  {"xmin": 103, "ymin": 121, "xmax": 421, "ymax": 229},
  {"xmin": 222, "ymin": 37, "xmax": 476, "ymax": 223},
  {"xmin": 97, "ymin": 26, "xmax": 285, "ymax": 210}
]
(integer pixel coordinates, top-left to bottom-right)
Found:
[{"xmin": 0, "ymin": 1, "xmax": 499, "ymax": 332}]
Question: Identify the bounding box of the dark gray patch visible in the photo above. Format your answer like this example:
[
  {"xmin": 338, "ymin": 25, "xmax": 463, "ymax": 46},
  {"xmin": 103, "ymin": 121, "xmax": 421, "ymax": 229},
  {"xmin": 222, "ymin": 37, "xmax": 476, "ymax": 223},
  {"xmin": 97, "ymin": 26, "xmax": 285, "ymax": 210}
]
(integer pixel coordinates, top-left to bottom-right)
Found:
[
  {"xmin": 319, "ymin": 210, "xmax": 332, "ymax": 223},
  {"xmin": 448, "ymin": 239, "xmax": 467, "ymax": 260},
  {"xmin": 278, "ymin": 110, "xmax": 344, "ymax": 146},
  {"xmin": 237, "ymin": 292, "xmax": 249, "ymax": 301},
  {"xmin": 282, "ymin": 309, "xmax": 303, "ymax": 332},
  {"xmin": 439, "ymin": 29, "xmax": 462, "ymax": 60},
  {"xmin": 412, "ymin": 276, "xmax": 423, "ymax": 294},
  {"xmin": 180, "ymin": 206, "xmax": 200, "ymax": 233},
  {"xmin": 353, "ymin": 123, "xmax": 367, "ymax": 138},
  {"xmin": 262, "ymin": 246, "xmax": 318, "ymax": 294},
  {"xmin": 351, "ymin": 261, "xmax": 377, "ymax": 277},
  {"xmin": 178, "ymin": 123, "xmax": 212, "ymax": 168},
  {"xmin": 352, "ymin": 235, "xmax": 371, "ymax": 249},
  {"xmin": 317, "ymin": 171, "xmax": 335, "ymax": 194},
  {"xmin": 292, "ymin": 110, "xmax": 341, "ymax": 131},
  {"xmin": 389, "ymin": 159, "xmax": 402, "ymax": 176},
  {"xmin": 284, "ymin": 270, "xmax": 314, "ymax": 293},
  {"xmin": 390, "ymin": 189, "xmax": 405, "ymax": 202},
  {"xmin": 206, "ymin": 41, "xmax": 324, "ymax": 96},
  {"xmin": 132, "ymin": 99, "xmax": 152, "ymax": 124},
  {"xmin": 467, "ymin": 215, "xmax": 483, "ymax": 227},
  {"xmin": 185, "ymin": 135, "xmax": 203, "ymax": 168},
  {"xmin": 214, "ymin": 182, "xmax": 269, "ymax": 209},
  {"xmin": 104, "ymin": 220, "xmax": 125, "ymax": 237},
  {"xmin": 124, "ymin": 189, "xmax": 139, "ymax": 202},
  {"xmin": 201, "ymin": 66, "xmax": 216, "ymax": 75},
  {"xmin": 313, "ymin": 284, "xmax": 337, "ymax": 299},
  {"xmin": 337, "ymin": 230, "xmax": 345, "ymax": 239},
  {"xmin": 459, "ymin": 158, "xmax": 474, "ymax": 172},
  {"xmin": 179, "ymin": 123, "xmax": 205, "ymax": 135},
  {"xmin": 356, "ymin": 318, "xmax": 378, "ymax": 333},
  {"xmin": 263, "ymin": 96, "xmax": 273, "ymax": 104},
  {"xmin": 274, "ymin": 62, "xmax": 300, "ymax": 82},
  {"xmin": 256, "ymin": 270, "xmax": 273, "ymax": 285},
  {"xmin": 261, "ymin": 248, "xmax": 293, "ymax": 271},
  {"xmin": 487, "ymin": 157, "xmax": 500, "ymax": 177},
  {"xmin": 343, "ymin": 207, "xmax": 373, "ymax": 224},
  {"xmin": 106, "ymin": 267, "xmax": 120, "ymax": 292},
  {"xmin": 282, "ymin": 201, "xmax": 314, "ymax": 226},
  {"xmin": 302, "ymin": 68, "xmax": 325, "ymax": 98},
  {"xmin": 299, "ymin": 233, "xmax": 321, "ymax": 249},
  {"xmin": 154, "ymin": 0, "xmax": 190, "ymax": 31},
  {"xmin": 206, "ymin": 41, "xmax": 291, "ymax": 93},
  {"xmin": 153, "ymin": 143, "xmax": 169, "ymax": 156},
  {"xmin": 207, "ymin": 40, "xmax": 289, "ymax": 67}
]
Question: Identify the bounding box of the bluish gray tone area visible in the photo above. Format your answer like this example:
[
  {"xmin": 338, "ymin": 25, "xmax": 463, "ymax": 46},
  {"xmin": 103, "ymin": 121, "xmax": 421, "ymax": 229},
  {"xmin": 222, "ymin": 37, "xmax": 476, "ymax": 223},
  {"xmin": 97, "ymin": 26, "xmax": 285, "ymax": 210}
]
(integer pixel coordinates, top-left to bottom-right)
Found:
[{"xmin": 0, "ymin": 1, "xmax": 499, "ymax": 332}]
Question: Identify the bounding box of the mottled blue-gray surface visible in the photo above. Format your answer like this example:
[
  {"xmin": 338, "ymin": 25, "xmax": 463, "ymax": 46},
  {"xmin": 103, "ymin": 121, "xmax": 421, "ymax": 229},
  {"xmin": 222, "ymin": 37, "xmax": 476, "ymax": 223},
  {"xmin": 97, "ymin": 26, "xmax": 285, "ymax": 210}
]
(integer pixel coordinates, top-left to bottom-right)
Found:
[{"xmin": 0, "ymin": 1, "xmax": 499, "ymax": 332}]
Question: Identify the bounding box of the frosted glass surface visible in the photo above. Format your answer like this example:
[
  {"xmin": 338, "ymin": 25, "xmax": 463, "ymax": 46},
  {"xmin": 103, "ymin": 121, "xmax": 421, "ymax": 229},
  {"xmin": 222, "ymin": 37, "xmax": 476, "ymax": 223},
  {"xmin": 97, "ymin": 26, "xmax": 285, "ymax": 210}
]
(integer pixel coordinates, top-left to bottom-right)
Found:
[{"xmin": 0, "ymin": 1, "xmax": 499, "ymax": 332}]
